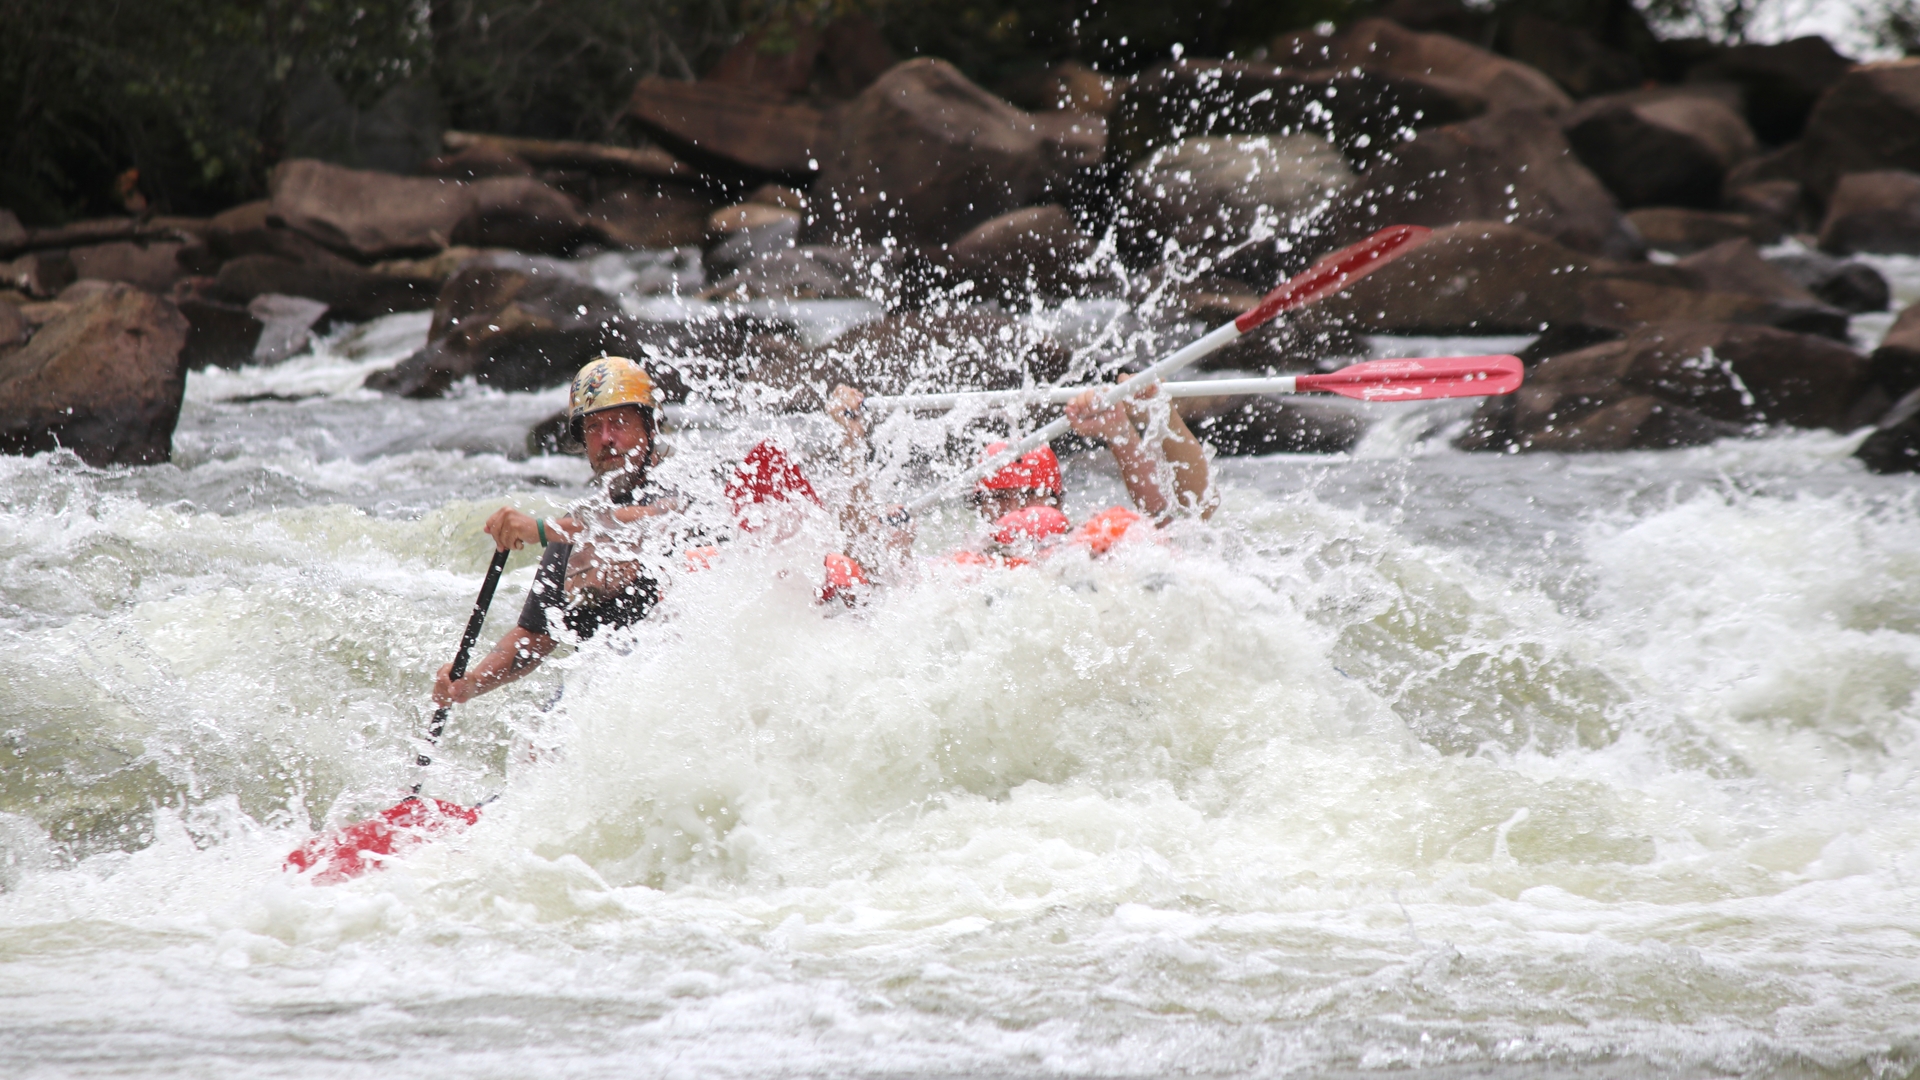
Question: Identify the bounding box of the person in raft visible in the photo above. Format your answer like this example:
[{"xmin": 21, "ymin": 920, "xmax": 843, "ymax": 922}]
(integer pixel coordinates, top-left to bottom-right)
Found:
[
  {"xmin": 821, "ymin": 376, "xmax": 1216, "ymax": 577},
  {"xmin": 434, "ymin": 355, "xmax": 691, "ymax": 706}
]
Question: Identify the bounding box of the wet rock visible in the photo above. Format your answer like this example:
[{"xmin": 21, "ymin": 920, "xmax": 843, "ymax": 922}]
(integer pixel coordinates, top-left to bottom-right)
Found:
[
  {"xmin": 65, "ymin": 240, "xmax": 188, "ymax": 292},
  {"xmin": 212, "ymin": 252, "xmax": 436, "ymax": 321},
  {"xmin": 449, "ymin": 176, "xmax": 598, "ymax": 255},
  {"xmin": 705, "ymin": 205, "xmax": 802, "ymax": 274},
  {"xmin": 945, "ymin": 204, "xmax": 1094, "ymax": 303},
  {"xmin": 1462, "ymin": 387, "xmax": 1737, "ymax": 453},
  {"xmin": 365, "ymin": 258, "xmax": 626, "ymax": 396},
  {"xmin": 172, "ymin": 282, "xmax": 263, "ymax": 370},
  {"xmin": 248, "ymin": 294, "xmax": 330, "ymax": 364},
  {"xmin": 823, "ymin": 311, "xmax": 1072, "ymax": 396},
  {"xmin": 811, "ymin": 59, "xmax": 1076, "ymax": 247},
  {"xmin": 269, "ymin": 159, "xmax": 472, "ymax": 259},
  {"xmin": 1563, "ymin": 91, "xmax": 1756, "ymax": 209},
  {"xmin": 0, "ymin": 283, "xmax": 189, "ymax": 466},
  {"xmin": 1869, "ymin": 301, "xmax": 1920, "ymax": 400},
  {"xmin": 586, "ymin": 182, "xmax": 715, "ymax": 250},
  {"xmin": 1118, "ymin": 134, "xmax": 1354, "ymax": 278},
  {"xmin": 419, "ymin": 143, "xmax": 536, "ymax": 180},
  {"xmin": 1303, "ymin": 221, "xmax": 1601, "ymax": 335},
  {"xmin": 1855, "ymin": 386, "xmax": 1920, "ymax": 473},
  {"xmin": 1, "ymin": 251, "xmax": 77, "ymax": 298},
  {"xmin": 1818, "ymin": 171, "xmax": 1920, "ymax": 255},
  {"xmin": 625, "ymin": 77, "xmax": 829, "ymax": 179},
  {"xmin": 1766, "ymin": 251, "xmax": 1890, "ymax": 314},
  {"xmin": 1181, "ymin": 396, "xmax": 1365, "ymax": 456},
  {"xmin": 1283, "ymin": 18, "xmax": 1571, "ymax": 115},
  {"xmin": 1626, "ymin": 208, "xmax": 1780, "ymax": 254},
  {"xmin": 700, "ymin": 247, "xmax": 861, "ymax": 301},
  {"xmin": 1688, "ymin": 36, "xmax": 1855, "ymax": 144},
  {"xmin": 1724, "ymin": 179, "xmax": 1806, "ymax": 234},
  {"xmin": 1346, "ymin": 108, "xmax": 1641, "ymax": 260},
  {"xmin": 1000, "ymin": 61, "xmax": 1118, "ymax": 117},
  {"xmin": 1676, "ymin": 240, "xmax": 1821, "ymax": 305},
  {"xmin": 0, "ymin": 297, "xmax": 27, "ymax": 351},
  {"xmin": 1577, "ymin": 276, "xmax": 1849, "ymax": 340},
  {"xmin": 1798, "ymin": 61, "xmax": 1920, "ymax": 202},
  {"xmin": 1111, "ymin": 58, "xmax": 1484, "ymax": 169},
  {"xmin": 1506, "ymin": 13, "xmax": 1642, "ymax": 99}
]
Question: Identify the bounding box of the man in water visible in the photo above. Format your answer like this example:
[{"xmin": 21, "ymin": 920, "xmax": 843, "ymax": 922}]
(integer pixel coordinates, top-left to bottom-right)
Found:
[
  {"xmin": 433, "ymin": 355, "xmax": 688, "ymax": 706},
  {"xmin": 822, "ymin": 377, "xmax": 1214, "ymax": 576}
]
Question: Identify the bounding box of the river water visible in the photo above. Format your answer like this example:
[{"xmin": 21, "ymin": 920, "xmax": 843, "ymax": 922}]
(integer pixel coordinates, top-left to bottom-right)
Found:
[{"xmin": 4, "ymin": 262, "xmax": 1920, "ymax": 1078}]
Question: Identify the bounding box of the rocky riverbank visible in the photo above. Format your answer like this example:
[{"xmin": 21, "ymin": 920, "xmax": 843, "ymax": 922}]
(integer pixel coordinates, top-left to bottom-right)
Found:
[{"xmin": 7, "ymin": 16, "xmax": 1920, "ymax": 471}]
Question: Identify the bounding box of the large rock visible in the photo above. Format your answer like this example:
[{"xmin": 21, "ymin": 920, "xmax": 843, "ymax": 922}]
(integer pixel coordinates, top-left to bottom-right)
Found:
[
  {"xmin": 1687, "ymin": 36, "xmax": 1855, "ymax": 144},
  {"xmin": 1818, "ymin": 171, "xmax": 1920, "ymax": 255},
  {"xmin": 1675, "ymin": 240, "xmax": 1821, "ymax": 306},
  {"xmin": 700, "ymin": 246, "xmax": 862, "ymax": 301},
  {"xmin": 626, "ymin": 78, "xmax": 830, "ymax": 178},
  {"xmin": 822, "ymin": 311, "xmax": 1072, "ymax": 396},
  {"xmin": 1118, "ymin": 134, "xmax": 1355, "ymax": 277},
  {"xmin": 810, "ymin": 59, "xmax": 1078, "ymax": 247},
  {"xmin": 365, "ymin": 257, "xmax": 627, "ymax": 397},
  {"xmin": 1283, "ymin": 18, "xmax": 1572, "ymax": 115},
  {"xmin": 1506, "ymin": 13, "xmax": 1643, "ymax": 99},
  {"xmin": 1462, "ymin": 321, "xmax": 1868, "ymax": 452},
  {"xmin": 0, "ymin": 298, "xmax": 28, "ymax": 351},
  {"xmin": 0, "ymin": 284, "xmax": 188, "ymax": 465},
  {"xmin": 945, "ymin": 204, "xmax": 1095, "ymax": 303},
  {"xmin": 1798, "ymin": 62, "xmax": 1920, "ymax": 202},
  {"xmin": 1563, "ymin": 91, "xmax": 1756, "ymax": 209},
  {"xmin": 1345, "ymin": 108, "xmax": 1641, "ymax": 259},
  {"xmin": 1110, "ymin": 59, "xmax": 1484, "ymax": 168},
  {"xmin": 1869, "ymin": 301, "xmax": 1920, "ymax": 401},
  {"xmin": 1767, "ymin": 250, "xmax": 1889, "ymax": 314},
  {"xmin": 449, "ymin": 176, "xmax": 598, "ymax": 254},
  {"xmin": 1626, "ymin": 207, "xmax": 1780, "ymax": 254},
  {"xmin": 269, "ymin": 159, "xmax": 471, "ymax": 259},
  {"xmin": 66, "ymin": 240, "xmax": 188, "ymax": 292},
  {"xmin": 212, "ymin": 252, "xmax": 436, "ymax": 321},
  {"xmin": 586, "ymin": 181, "xmax": 716, "ymax": 249},
  {"xmin": 2, "ymin": 251, "xmax": 76, "ymax": 298},
  {"xmin": 1856, "ymin": 387, "xmax": 1920, "ymax": 473}
]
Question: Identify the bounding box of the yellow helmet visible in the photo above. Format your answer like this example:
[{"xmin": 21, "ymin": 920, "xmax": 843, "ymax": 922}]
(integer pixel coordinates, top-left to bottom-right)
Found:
[{"xmin": 568, "ymin": 355, "xmax": 658, "ymax": 440}]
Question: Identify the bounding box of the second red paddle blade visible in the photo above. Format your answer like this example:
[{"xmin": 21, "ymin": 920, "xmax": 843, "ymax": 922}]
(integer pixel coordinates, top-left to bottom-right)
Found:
[
  {"xmin": 285, "ymin": 797, "xmax": 480, "ymax": 884},
  {"xmin": 1297, "ymin": 355, "xmax": 1524, "ymax": 402}
]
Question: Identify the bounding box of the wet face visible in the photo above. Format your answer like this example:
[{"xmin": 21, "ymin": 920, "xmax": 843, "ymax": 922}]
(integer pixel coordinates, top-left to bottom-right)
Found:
[
  {"xmin": 972, "ymin": 487, "xmax": 1051, "ymax": 521},
  {"xmin": 581, "ymin": 406, "xmax": 653, "ymax": 478}
]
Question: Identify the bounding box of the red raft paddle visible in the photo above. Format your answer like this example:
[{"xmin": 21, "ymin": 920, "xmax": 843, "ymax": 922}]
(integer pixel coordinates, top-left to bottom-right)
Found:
[{"xmin": 286, "ymin": 547, "xmax": 508, "ymax": 883}]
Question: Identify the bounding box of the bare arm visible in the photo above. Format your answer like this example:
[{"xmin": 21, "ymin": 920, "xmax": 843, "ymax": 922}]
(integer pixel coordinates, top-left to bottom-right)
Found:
[
  {"xmin": 824, "ymin": 384, "xmax": 916, "ymax": 567},
  {"xmin": 1066, "ymin": 380, "xmax": 1216, "ymax": 520},
  {"xmin": 433, "ymin": 626, "xmax": 557, "ymax": 706}
]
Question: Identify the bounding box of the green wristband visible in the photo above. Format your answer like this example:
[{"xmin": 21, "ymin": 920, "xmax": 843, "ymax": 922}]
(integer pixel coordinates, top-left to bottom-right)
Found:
[{"xmin": 536, "ymin": 518, "xmax": 548, "ymax": 546}]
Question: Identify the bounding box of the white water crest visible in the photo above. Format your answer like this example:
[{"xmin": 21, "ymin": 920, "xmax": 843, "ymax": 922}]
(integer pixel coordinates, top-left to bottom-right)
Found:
[{"xmin": 3, "ymin": 304, "xmax": 1920, "ymax": 1078}]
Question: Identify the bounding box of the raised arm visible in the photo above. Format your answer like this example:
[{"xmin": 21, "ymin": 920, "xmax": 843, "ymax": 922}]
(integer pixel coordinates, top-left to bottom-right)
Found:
[{"xmin": 1066, "ymin": 378, "xmax": 1216, "ymax": 520}]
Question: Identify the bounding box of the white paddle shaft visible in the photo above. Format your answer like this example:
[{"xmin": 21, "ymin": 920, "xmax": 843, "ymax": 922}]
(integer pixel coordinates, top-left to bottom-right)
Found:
[
  {"xmin": 869, "ymin": 375, "xmax": 1304, "ymax": 411},
  {"xmin": 903, "ymin": 320, "xmax": 1242, "ymax": 513}
]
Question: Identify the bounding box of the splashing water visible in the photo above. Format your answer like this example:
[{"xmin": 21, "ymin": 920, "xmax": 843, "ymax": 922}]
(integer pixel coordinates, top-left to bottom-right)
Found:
[{"xmin": 2, "ymin": 302, "xmax": 1920, "ymax": 1079}]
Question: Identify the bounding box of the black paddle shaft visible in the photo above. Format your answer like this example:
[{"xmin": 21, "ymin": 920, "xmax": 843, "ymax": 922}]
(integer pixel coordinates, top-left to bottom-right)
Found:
[{"xmin": 418, "ymin": 548, "xmax": 512, "ymax": 768}]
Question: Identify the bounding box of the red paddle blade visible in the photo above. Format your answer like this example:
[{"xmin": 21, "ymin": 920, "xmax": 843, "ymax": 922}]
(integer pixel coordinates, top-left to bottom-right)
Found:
[
  {"xmin": 285, "ymin": 797, "xmax": 480, "ymax": 884},
  {"xmin": 1295, "ymin": 355, "xmax": 1525, "ymax": 402},
  {"xmin": 1235, "ymin": 225, "xmax": 1433, "ymax": 334}
]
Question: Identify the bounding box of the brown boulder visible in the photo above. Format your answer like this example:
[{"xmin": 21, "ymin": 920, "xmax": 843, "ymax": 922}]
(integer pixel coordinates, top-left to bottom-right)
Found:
[
  {"xmin": 1818, "ymin": 171, "xmax": 1920, "ymax": 255},
  {"xmin": 1111, "ymin": 58, "xmax": 1484, "ymax": 168},
  {"xmin": 1347, "ymin": 108, "xmax": 1641, "ymax": 259},
  {"xmin": 1564, "ymin": 91, "xmax": 1756, "ymax": 209},
  {"xmin": 1724, "ymin": 179, "xmax": 1806, "ymax": 233},
  {"xmin": 365, "ymin": 258, "xmax": 626, "ymax": 397},
  {"xmin": 65, "ymin": 240, "xmax": 188, "ymax": 292},
  {"xmin": 1118, "ymin": 134, "xmax": 1355, "ymax": 277},
  {"xmin": 450, "ymin": 176, "xmax": 597, "ymax": 254},
  {"xmin": 1688, "ymin": 36, "xmax": 1855, "ymax": 144},
  {"xmin": 212, "ymin": 253, "xmax": 436, "ymax": 321},
  {"xmin": 1303, "ymin": 221, "xmax": 1600, "ymax": 335},
  {"xmin": 1870, "ymin": 301, "xmax": 1920, "ymax": 400},
  {"xmin": 1626, "ymin": 207, "xmax": 1780, "ymax": 254},
  {"xmin": 811, "ymin": 59, "xmax": 1076, "ymax": 247},
  {"xmin": 822, "ymin": 311, "xmax": 1072, "ymax": 396},
  {"xmin": 586, "ymin": 182, "xmax": 715, "ymax": 250},
  {"xmin": 1798, "ymin": 62, "xmax": 1920, "ymax": 202},
  {"xmin": 946, "ymin": 205, "xmax": 1094, "ymax": 303},
  {"xmin": 172, "ymin": 283, "xmax": 264, "ymax": 371},
  {"xmin": 0, "ymin": 283, "xmax": 189, "ymax": 465},
  {"xmin": 2, "ymin": 251, "xmax": 77, "ymax": 298},
  {"xmin": 1181, "ymin": 396, "xmax": 1365, "ymax": 456},
  {"xmin": 700, "ymin": 247, "xmax": 862, "ymax": 302},
  {"xmin": 1856, "ymin": 387, "xmax": 1920, "ymax": 473},
  {"xmin": 1675, "ymin": 240, "xmax": 1819, "ymax": 304},
  {"xmin": 269, "ymin": 159, "xmax": 472, "ymax": 260},
  {"xmin": 1285, "ymin": 18, "xmax": 1571, "ymax": 115},
  {"xmin": 418, "ymin": 143, "xmax": 536, "ymax": 180},
  {"xmin": 626, "ymin": 78, "xmax": 829, "ymax": 178},
  {"xmin": 0, "ymin": 297, "xmax": 27, "ymax": 351},
  {"xmin": 1577, "ymin": 276, "xmax": 1849, "ymax": 340},
  {"xmin": 1768, "ymin": 251, "xmax": 1889, "ymax": 314},
  {"xmin": 1506, "ymin": 13, "xmax": 1642, "ymax": 99},
  {"xmin": 1001, "ymin": 61, "xmax": 1118, "ymax": 117}
]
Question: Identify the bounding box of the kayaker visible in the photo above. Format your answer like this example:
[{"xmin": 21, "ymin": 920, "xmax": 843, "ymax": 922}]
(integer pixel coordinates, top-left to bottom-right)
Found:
[
  {"xmin": 433, "ymin": 355, "xmax": 689, "ymax": 705},
  {"xmin": 822, "ymin": 376, "xmax": 1215, "ymax": 575}
]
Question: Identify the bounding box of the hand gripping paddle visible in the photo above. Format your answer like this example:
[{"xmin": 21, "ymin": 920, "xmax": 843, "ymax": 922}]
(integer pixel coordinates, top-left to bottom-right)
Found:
[
  {"xmin": 286, "ymin": 548, "xmax": 509, "ymax": 883},
  {"xmin": 904, "ymin": 224, "xmax": 1435, "ymax": 513}
]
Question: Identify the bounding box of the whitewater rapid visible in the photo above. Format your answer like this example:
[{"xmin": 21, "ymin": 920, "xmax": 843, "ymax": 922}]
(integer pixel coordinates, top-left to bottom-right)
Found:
[{"xmin": 4, "ymin": 293, "xmax": 1920, "ymax": 1077}]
